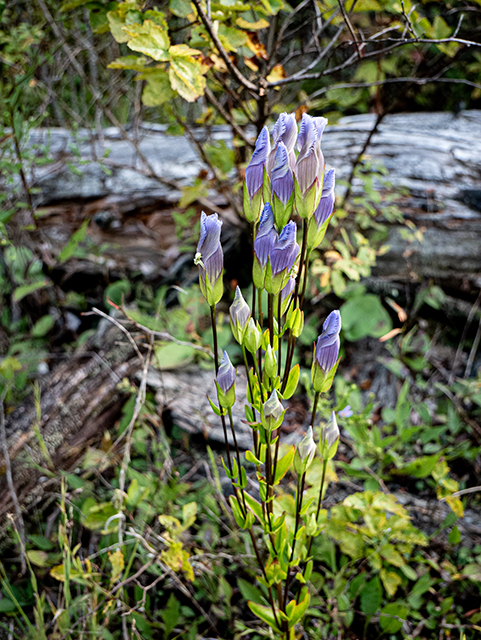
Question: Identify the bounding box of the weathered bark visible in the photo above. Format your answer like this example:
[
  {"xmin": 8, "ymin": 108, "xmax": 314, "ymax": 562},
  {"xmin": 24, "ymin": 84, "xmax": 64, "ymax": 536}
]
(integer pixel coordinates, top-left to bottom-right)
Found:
[
  {"xmin": 0, "ymin": 319, "xmax": 139, "ymax": 530},
  {"xmin": 26, "ymin": 111, "xmax": 481, "ymax": 291}
]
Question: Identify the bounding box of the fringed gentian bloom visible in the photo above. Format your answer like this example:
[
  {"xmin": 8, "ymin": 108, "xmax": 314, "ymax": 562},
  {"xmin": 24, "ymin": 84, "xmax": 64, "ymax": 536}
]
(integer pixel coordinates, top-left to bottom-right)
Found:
[
  {"xmin": 230, "ymin": 286, "xmax": 251, "ymax": 344},
  {"xmin": 294, "ymin": 113, "xmax": 328, "ymax": 219},
  {"xmin": 216, "ymin": 351, "xmax": 236, "ymax": 408},
  {"xmin": 244, "ymin": 126, "xmax": 270, "ymax": 223},
  {"xmin": 307, "ymin": 168, "xmax": 336, "ymax": 251},
  {"xmin": 270, "ymin": 221, "xmax": 299, "ymax": 277},
  {"xmin": 253, "ymin": 203, "xmax": 277, "ymax": 288},
  {"xmin": 271, "ymin": 142, "xmax": 294, "ymax": 228},
  {"xmin": 269, "ymin": 112, "xmax": 297, "ymax": 171},
  {"xmin": 195, "ymin": 212, "xmax": 223, "ymax": 306},
  {"xmin": 311, "ymin": 310, "xmax": 341, "ymax": 392},
  {"xmin": 280, "ymin": 274, "xmax": 296, "ymax": 314}
]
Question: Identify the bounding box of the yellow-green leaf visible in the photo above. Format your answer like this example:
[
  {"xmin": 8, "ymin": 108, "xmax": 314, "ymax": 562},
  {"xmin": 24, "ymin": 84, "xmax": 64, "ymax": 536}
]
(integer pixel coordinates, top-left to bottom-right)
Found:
[
  {"xmin": 109, "ymin": 548, "xmax": 124, "ymax": 582},
  {"xmin": 380, "ymin": 568, "xmax": 402, "ymax": 597},
  {"xmin": 236, "ymin": 16, "xmax": 269, "ymax": 30},
  {"xmin": 140, "ymin": 69, "xmax": 175, "ymax": 106},
  {"xmin": 273, "ymin": 446, "xmax": 295, "ymax": 484},
  {"xmin": 26, "ymin": 550, "xmax": 49, "ymax": 568},
  {"xmin": 168, "ymin": 44, "xmax": 208, "ymax": 102},
  {"xmin": 124, "ymin": 20, "xmax": 170, "ymax": 61},
  {"xmin": 108, "ymin": 55, "xmax": 149, "ymax": 71}
]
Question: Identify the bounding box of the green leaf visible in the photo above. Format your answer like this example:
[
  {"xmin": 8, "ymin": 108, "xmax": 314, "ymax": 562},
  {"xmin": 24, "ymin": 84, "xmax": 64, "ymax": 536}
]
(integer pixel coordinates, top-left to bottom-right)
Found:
[
  {"xmin": 287, "ymin": 591, "xmax": 310, "ymax": 628},
  {"xmin": 448, "ymin": 525, "xmax": 461, "ymax": 545},
  {"xmin": 169, "ymin": 44, "xmax": 208, "ymax": 102},
  {"xmin": 237, "ymin": 578, "xmax": 265, "ymax": 605},
  {"xmin": 169, "ymin": 0, "xmax": 193, "ymax": 17},
  {"xmin": 360, "ymin": 576, "xmax": 382, "ymax": 617},
  {"xmin": 0, "ymin": 599, "xmax": 16, "ymax": 613},
  {"xmin": 13, "ymin": 279, "xmax": 50, "ymax": 302},
  {"xmin": 26, "ymin": 550, "xmax": 49, "ymax": 568},
  {"xmin": 273, "ymin": 446, "xmax": 295, "ymax": 484},
  {"xmin": 31, "ymin": 314, "xmax": 54, "ymax": 337},
  {"xmin": 341, "ymin": 294, "xmax": 392, "ymax": 341},
  {"xmin": 248, "ymin": 601, "xmax": 281, "ymax": 632},
  {"xmin": 380, "ymin": 568, "xmax": 402, "ymax": 597},
  {"xmin": 105, "ymin": 279, "xmax": 131, "ymax": 307},
  {"xmin": 282, "ymin": 364, "xmax": 299, "ymax": 400},
  {"xmin": 141, "ymin": 69, "xmax": 175, "ymax": 106},
  {"xmin": 244, "ymin": 493, "xmax": 264, "ymax": 523},
  {"xmin": 395, "ymin": 380, "xmax": 410, "ymax": 431},
  {"xmin": 379, "ymin": 603, "xmax": 407, "ymax": 633},
  {"xmin": 124, "ymin": 20, "xmax": 170, "ymax": 61},
  {"xmin": 155, "ymin": 342, "xmax": 196, "ymax": 369},
  {"xmin": 29, "ymin": 535, "xmax": 54, "ymax": 550},
  {"xmin": 59, "ymin": 218, "xmax": 89, "ymax": 263},
  {"xmin": 161, "ymin": 593, "xmax": 180, "ymax": 639},
  {"xmin": 108, "ymin": 55, "xmax": 149, "ymax": 71},
  {"xmin": 393, "ymin": 454, "xmax": 441, "ymax": 479},
  {"xmin": 107, "ymin": 4, "xmax": 140, "ymax": 43}
]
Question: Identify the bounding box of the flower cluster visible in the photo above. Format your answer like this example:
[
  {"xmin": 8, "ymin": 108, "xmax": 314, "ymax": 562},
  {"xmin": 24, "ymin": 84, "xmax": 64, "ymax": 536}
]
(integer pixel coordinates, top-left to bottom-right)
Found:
[{"xmin": 194, "ymin": 112, "xmax": 345, "ymax": 638}]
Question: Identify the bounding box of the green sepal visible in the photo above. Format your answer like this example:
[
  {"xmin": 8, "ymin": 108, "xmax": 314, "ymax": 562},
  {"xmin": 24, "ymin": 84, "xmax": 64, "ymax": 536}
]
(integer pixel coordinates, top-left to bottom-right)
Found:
[
  {"xmin": 264, "ymin": 261, "xmax": 287, "ymax": 295},
  {"xmin": 320, "ymin": 437, "xmax": 339, "ymax": 461},
  {"xmin": 208, "ymin": 395, "xmax": 226, "ymax": 416},
  {"xmin": 258, "ymin": 477, "xmax": 267, "ymax": 501},
  {"xmin": 273, "ymin": 445, "xmax": 295, "ymax": 485},
  {"xmin": 243, "ymin": 183, "xmax": 263, "ymax": 223},
  {"xmin": 287, "ymin": 308, "xmax": 304, "ymax": 337},
  {"xmin": 199, "ymin": 270, "xmax": 223, "ymax": 307},
  {"xmin": 264, "ymin": 345, "xmax": 277, "ymax": 379},
  {"xmin": 272, "ymin": 190, "xmax": 294, "ymax": 230},
  {"xmin": 304, "ymin": 560, "xmax": 313, "ymax": 581},
  {"xmin": 306, "ymin": 211, "xmax": 334, "ymax": 252},
  {"xmin": 294, "ymin": 174, "xmax": 318, "ymax": 220},
  {"xmin": 239, "ymin": 466, "xmax": 247, "ymax": 489},
  {"xmin": 215, "ymin": 381, "xmax": 236, "ymax": 409},
  {"xmin": 252, "ymin": 256, "xmax": 265, "ymax": 289},
  {"xmin": 262, "ymin": 165, "xmax": 271, "ymax": 204},
  {"xmin": 282, "ymin": 365, "xmax": 300, "ymax": 400},
  {"xmin": 311, "ymin": 355, "xmax": 341, "ymax": 393},
  {"xmin": 261, "ymin": 329, "xmax": 278, "ymax": 351},
  {"xmin": 306, "ymin": 513, "xmax": 317, "ymax": 537},
  {"xmin": 244, "ymin": 320, "xmax": 263, "ymax": 354}
]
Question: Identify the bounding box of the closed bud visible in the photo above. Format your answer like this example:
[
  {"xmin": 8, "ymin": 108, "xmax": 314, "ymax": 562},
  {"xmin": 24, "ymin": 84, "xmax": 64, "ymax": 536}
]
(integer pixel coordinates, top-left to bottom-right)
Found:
[
  {"xmin": 194, "ymin": 212, "xmax": 224, "ymax": 306},
  {"xmin": 265, "ymin": 221, "xmax": 299, "ymax": 295},
  {"xmin": 264, "ymin": 344, "xmax": 277, "ymax": 379},
  {"xmin": 253, "ymin": 203, "xmax": 277, "ymax": 288},
  {"xmin": 262, "ymin": 389, "xmax": 285, "ymax": 431},
  {"xmin": 216, "ymin": 351, "xmax": 236, "ymax": 408},
  {"xmin": 244, "ymin": 127, "xmax": 270, "ymax": 222},
  {"xmin": 280, "ymin": 274, "xmax": 296, "ymax": 315},
  {"xmin": 295, "ymin": 426, "xmax": 316, "ymax": 473},
  {"xmin": 320, "ymin": 411, "xmax": 340, "ymax": 460},
  {"xmin": 244, "ymin": 318, "xmax": 262, "ymax": 354},
  {"xmin": 311, "ymin": 310, "xmax": 341, "ymax": 393},
  {"xmin": 230, "ymin": 286, "xmax": 251, "ymax": 344},
  {"xmin": 307, "ymin": 168, "xmax": 335, "ymax": 251},
  {"xmin": 271, "ymin": 142, "xmax": 294, "ymax": 229}
]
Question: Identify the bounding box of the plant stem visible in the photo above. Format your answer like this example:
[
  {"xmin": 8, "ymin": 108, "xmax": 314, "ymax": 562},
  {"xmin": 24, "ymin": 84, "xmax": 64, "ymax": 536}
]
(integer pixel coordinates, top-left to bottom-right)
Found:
[
  {"xmin": 268, "ymin": 293, "xmax": 274, "ymax": 348},
  {"xmin": 299, "ymin": 248, "xmax": 311, "ymax": 309},
  {"xmin": 310, "ymin": 391, "xmax": 320, "ymax": 428},
  {"xmin": 294, "ymin": 219, "xmax": 308, "ymax": 307},
  {"xmin": 210, "ymin": 305, "xmax": 233, "ymax": 470},
  {"xmin": 242, "ymin": 345, "xmax": 259, "ymax": 457},
  {"xmin": 277, "ymin": 294, "xmax": 282, "ymax": 377},
  {"xmin": 304, "ymin": 458, "xmax": 328, "ymax": 563}
]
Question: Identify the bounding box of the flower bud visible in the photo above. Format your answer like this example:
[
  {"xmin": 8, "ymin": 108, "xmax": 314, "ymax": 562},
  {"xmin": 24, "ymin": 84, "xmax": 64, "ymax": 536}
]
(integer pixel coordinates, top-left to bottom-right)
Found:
[
  {"xmin": 307, "ymin": 168, "xmax": 335, "ymax": 251},
  {"xmin": 216, "ymin": 351, "xmax": 236, "ymax": 408},
  {"xmin": 265, "ymin": 221, "xmax": 299, "ymax": 295},
  {"xmin": 262, "ymin": 389, "xmax": 285, "ymax": 431},
  {"xmin": 320, "ymin": 411, "xmax": 340, "ymax": 460},
  {"xmin": 244, "ymin": 126, "xmax": 270, "ymax": 223},
  {"xmin": 264, "ymin": 344, "xmax": 277, "ymax": 379},
  {"xmin": 271, "ymin": 142, "xmax": 294, "ymax": 229},
  {"xmin": 311, "ymin": 310, "xmax": 341, "ymax": 393},
  {"xmin": 295, "ymin": 426, "xmax": 316, "ymax": 473},
  {"xmin": 194, "ymin": 212, "xmax": 224, "ymax": 306},
  {"xmin": 294, "ymin": 114, "xmax": 328, "ymax": 220},
  {"xmin": 244, "ymin": 318, "xmax": 262, "ymax": 354},
  {"xmin": 253, "ymin": 203, "xmax": 277, "ymax": 288},
  {"xmin": 269, "ymin": 112, "xmax": 297, "ymax": 172},
  {"xmin": 230, "ymin": 286, "xmax": 251, "ymax": 344}
]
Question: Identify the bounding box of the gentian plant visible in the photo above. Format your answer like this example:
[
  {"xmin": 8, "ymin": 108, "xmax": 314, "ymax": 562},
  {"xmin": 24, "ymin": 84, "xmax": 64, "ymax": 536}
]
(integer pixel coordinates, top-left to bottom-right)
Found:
[{"xmin": 195, "ymin": 113, "xmax": 339, "ymax": 639}]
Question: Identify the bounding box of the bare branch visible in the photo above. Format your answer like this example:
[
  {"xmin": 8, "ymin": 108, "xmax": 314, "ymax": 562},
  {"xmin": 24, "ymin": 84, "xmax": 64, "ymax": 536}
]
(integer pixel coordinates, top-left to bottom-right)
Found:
[
  {"xmin": 204, "ymin": 87, "xmax": 254, "ymax": 147},
  {"xmin": 190, "ymin": 0, "xmax": 258, "ymax": 93}
]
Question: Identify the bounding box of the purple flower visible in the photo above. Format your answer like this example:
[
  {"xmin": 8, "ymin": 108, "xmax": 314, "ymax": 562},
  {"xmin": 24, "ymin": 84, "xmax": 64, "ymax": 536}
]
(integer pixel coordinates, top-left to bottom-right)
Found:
[
  {"xmin": 314, "ymin": 169, "xmax": 335, "ymax": 227},
  {"xmin": 230, "ymin": 286, "xmax": 251, "ymax": 343},
  {"xmin": 314, "ymin": 310, "xmax": 341, "ymax": 374},
  {"xmin": 313, "ymin": 116, "xmax": 328, "ymax": 162},
  {"xmin": 272, "ymin": 112, "xmax": 297, "ymax": 153},
  {"xmin": 281, "ymin": 274, "xmax": 296, "ymax": 306},
  {"xmin": 271, "ymin": 142, "xmax": 294, "ymax": 205},
  {"xmin": 322, "ymin": 411, "xmax": 339, "ymax": 449},
  {"xmin": 254, "ymin": 203, "xmax": 277, "ymax": 268},
  {"xmin": 268, "ymin": 112, "xmax": 297, "ymax": 172},
  {"xmin": 196, "ymin": 212, "xmax": 223, "ymax": 287},
  {"xmin": 339, "ymin": 405, "xmax": 353, "ymax": 418},
  {"xmin": 294, "ymin": 115, "xmax": 318, "ymax": 195},
  {"xmin": 245, "ymin": 126, "xmax": 270, "ymax": 198},
  {"xmin": 270, "ymin": 221, "xmax": 299, "ymax": 277},
  {"xmin": 217, "ymin": 351, "xmax": 236, "ymax": 393}
]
